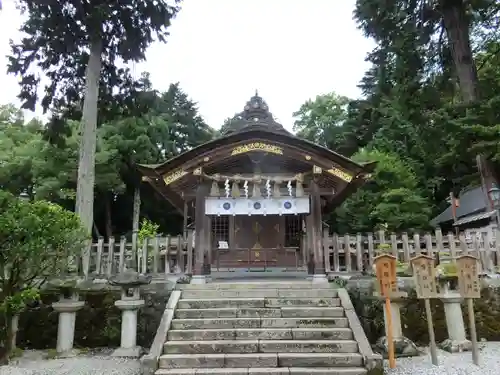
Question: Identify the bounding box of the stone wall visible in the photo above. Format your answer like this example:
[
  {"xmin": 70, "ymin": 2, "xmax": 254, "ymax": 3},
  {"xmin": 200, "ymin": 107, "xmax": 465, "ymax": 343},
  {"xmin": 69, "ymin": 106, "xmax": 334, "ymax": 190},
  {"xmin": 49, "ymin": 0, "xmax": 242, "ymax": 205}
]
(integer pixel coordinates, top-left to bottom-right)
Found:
[
  {"xmin": 8, "ymin": 278, "xmax": 500, "ymax": 351},
  {"xmin": 347, "ymin": 277, "xmax": 500, "ymax": 345},
  {"xmin": 12, "ymin": 282, "xmax": 173, "ymax": 350}
]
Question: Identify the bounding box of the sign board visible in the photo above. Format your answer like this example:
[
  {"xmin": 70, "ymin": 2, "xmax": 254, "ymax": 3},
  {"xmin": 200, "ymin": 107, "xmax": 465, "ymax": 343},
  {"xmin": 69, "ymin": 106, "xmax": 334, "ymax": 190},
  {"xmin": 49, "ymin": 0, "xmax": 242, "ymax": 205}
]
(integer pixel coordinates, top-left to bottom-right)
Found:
[
  {"xmin": 374, "ymin": 254, "xmax": 397, "ymax": 297},
  {"xmin": 457, "ymin": 255, "xmax": 481, "ymax": 299},
  {"xmin": 410, "ymin": 255, "xmax": 437, "ymax": 299}
]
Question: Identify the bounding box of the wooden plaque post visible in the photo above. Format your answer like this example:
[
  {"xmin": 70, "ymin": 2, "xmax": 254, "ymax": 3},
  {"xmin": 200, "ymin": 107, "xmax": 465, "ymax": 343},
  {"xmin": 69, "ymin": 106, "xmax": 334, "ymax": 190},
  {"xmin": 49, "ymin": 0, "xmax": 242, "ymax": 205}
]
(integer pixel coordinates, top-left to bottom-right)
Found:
[
  {"xmin": 456, "ymin": 255, "xmax": 481, "ymax": 366},
  {"xmin": 410, "ymin": 255, "xmax": 439, "ymax": 366},
  {"xmin": 374, "ymin": 254, "xmax": 397, "ymax": 368}
]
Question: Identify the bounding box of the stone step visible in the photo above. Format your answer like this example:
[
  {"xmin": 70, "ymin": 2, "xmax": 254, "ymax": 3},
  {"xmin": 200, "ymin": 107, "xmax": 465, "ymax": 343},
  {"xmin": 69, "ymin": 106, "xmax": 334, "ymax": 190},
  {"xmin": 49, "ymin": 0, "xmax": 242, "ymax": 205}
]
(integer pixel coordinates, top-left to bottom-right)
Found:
[
  {"xmin": 181, "ymin": 289, "xmax": 338, "ymax": 299},
  {"xmin": 158, "ymin": 353, "xmax": 362, "ymax": 369},
  {"xmin": 174, "ymin": 307, "xmax": 345, "ymax": 319},
  {"xmin": 177, "ymin": 282, "xmax": 334, "ymax": 290},
  {"xmin": 278, "ymin": 353, "xmax": 363, "ymax": 368},
  {"xmin": 156, "ymin": 367, "xmax": 367, "ymax": 374},
  {"xmin": 171, "ymin": 317, "xmax": 349, "ymax": 330},
  {"xmin": 167, "ymin": 328, "xmax": 353, "ymax": 341},
  {"xmin": 177, "ymin": 297, "xmax": 341, "ymax": 309},
  {"xmin": 163, "ymin": 340, "xmax": 358, "ymax": 354}
]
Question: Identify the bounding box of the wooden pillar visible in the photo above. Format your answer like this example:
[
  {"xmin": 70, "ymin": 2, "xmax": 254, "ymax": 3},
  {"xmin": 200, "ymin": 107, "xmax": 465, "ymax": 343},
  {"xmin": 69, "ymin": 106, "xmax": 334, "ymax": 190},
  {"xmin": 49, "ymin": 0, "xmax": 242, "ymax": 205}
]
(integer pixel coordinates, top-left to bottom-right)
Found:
[
  {"xmin": 306, "ymin": 214, "xmax": 314, "ymax": 277},
  {"xmin": 204, "ymin": 215, "xmax": 212, "ymax": 277},
  {"xmin": 310, "ymin": 179, "xmax": 326, "ymax": 280},
  {"xmin": 182, "ymin": 201, "xmax": 188, "ymax": 240},
  {"xmin": 192, "ymin": 182, "xmax": 208, "ymax": 282}
]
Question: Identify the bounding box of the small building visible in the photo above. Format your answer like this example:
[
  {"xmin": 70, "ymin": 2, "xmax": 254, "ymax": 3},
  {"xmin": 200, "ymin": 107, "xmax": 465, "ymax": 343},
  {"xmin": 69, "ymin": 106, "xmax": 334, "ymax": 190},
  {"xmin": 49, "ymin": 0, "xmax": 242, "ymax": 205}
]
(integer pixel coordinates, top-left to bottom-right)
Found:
[
  {"xmin": 137, "ymin": 92, "xmax": 375, "ymax": 281},
  {"xmin": 431, "ymin": 185, "xmax": 497, "ymax": 235}
]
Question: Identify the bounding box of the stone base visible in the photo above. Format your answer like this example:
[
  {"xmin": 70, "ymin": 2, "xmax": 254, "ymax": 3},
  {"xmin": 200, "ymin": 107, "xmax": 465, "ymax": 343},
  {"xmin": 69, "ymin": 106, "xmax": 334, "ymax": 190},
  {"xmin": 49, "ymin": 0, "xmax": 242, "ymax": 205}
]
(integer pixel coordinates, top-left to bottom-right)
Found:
[
  {"xmin": 111, "ymin": 346, "xmax": 143, "ymax": 358},
  {"xmin": 54, "ymin": 348, "xmax": 81, "ymax": 358},
  {"xmin": 306, "ymin": 275, "xmax": 313, "ymax": 281},
  {"xmin": 190, "ymin": 275, "xmax": 207, "ymax": 285},
  {"xmin": 312, "ymin": 274, "xmax": 328, "ymax": 283},
  {"xmin": 439, "ymin": 338, "xmax": 472, "ymax": 353},
  {"xmin": 375, "ymin": 336, "xmax": 420, "ymax": 358}
]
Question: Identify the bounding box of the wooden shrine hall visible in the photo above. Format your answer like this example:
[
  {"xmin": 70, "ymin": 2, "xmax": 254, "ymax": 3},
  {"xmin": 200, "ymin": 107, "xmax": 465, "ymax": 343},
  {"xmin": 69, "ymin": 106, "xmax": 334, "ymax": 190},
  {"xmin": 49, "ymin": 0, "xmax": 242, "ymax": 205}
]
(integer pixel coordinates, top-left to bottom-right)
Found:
[{"xmin": 137, "ymin": 92, "xmax": 376, "ymax": 283}]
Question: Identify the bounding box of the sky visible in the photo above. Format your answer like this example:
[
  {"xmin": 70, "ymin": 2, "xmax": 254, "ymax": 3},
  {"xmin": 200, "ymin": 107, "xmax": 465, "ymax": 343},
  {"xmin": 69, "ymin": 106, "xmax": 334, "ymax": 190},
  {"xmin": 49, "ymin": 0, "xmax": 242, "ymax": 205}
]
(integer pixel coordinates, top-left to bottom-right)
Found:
[{"xmin": 0, "ymin": 0, "xmax": 374, "ymax": 131}]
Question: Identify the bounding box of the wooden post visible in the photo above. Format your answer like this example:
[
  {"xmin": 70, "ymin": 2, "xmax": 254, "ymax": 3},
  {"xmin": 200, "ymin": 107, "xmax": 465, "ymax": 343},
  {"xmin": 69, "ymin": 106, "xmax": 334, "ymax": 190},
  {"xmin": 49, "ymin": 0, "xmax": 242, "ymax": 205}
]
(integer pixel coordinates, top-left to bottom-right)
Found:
[
  {"xmin": 410, "ymin": 255, "xmax": 439, "ymax": 366},
  {"xmin": 182, "ymin": 200, "xmax": 188, "ymax": 240},
  {"xmin": 356, "ymin": 233, "xmax": 363, "ymax": 272},
  {"xmin": 204, "ymin": 215, "xmax": 212, "ymax": 277},
  {"xmin": 186, "ymin": 230, "xmax": 194, "ymax": 275},
  {"xmin": 193, "ymin": 181, "xmax": 208, "ymax": 279},
  {"xmin": 324, "ymin": 228, "xmax": 332, "ymax": 273},
  {"xmin": 456, "ymin": 255, "xmax": 481, "ymax": 366},
  {"xmin": 374, "ymin": 254, "xmax": 397, "ymax": 369},
  {"xmin": 367, "ymin": 232, "xmax": 374, "ymax": 269},
  {"xmin": 344, "ymin": 234, "xmax": 352, "ymax": 272},
  {"xmin": 310, "ymin": 179, "xmax": 325, "ymax": 278},
  {"xmin": 306, "ymin": 214, "xmax": 314, "ymax": 277}
]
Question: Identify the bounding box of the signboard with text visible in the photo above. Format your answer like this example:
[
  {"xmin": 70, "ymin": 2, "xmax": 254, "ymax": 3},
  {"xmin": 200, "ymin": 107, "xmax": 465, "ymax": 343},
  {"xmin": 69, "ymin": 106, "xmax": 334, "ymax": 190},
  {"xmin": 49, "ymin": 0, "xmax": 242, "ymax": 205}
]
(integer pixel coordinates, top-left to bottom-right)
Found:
[
  {"xmin": 457, "ymin": 255, "xmax": 481, "ymax": 299},
  {"xmin": 374, "ymin": 254, "xmax": 397, "ymax": 297},
  {"xmin": 410, "ymin": 255, "xmax": 437, "ymax": 299}
]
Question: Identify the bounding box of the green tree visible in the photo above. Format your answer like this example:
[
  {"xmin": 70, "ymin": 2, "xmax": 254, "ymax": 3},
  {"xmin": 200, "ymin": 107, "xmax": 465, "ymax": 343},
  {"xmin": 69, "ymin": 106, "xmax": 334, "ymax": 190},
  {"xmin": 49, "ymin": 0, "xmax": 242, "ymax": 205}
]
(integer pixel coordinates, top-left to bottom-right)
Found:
[
  {"xmin": 293, "ymin": 93, "xmax": 381, "ymax": 157},
  {"xmin": 0, "ymin": 191, "xmax": 86, "ymax": 359},
  {"xmin": 334, "ymin": 150, "xmax": 431, "ymax": 233},
  {"xmin": 293, "ymin": 93, "xmax": 349, "ymax": 148},
  {"xmin": 8, "ymin": 0, "xmax": 181, "ymax": 236},
  {"xmin": 0, "ymin": 104, "xmax": 71, "ymax": 201},
  {"xmin": 353, "ymin": 0, "xmax": 500, "ymax": 207},
  {"xmin": 97, "ymin": 82, "xmax": 214, "ymax": 236}
]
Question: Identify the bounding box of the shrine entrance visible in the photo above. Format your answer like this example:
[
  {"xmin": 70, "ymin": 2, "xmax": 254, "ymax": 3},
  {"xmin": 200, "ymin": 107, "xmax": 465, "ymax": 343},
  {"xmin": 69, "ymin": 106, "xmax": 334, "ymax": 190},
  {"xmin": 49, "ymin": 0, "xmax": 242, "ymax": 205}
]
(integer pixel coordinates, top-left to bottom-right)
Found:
[
  {"xmin": 213, "ymin": 214, "xmax": 303, "ymax": 270},
  {"xmin": 137, "ymin": 91, "xmax": 376, "ymax": 281}
]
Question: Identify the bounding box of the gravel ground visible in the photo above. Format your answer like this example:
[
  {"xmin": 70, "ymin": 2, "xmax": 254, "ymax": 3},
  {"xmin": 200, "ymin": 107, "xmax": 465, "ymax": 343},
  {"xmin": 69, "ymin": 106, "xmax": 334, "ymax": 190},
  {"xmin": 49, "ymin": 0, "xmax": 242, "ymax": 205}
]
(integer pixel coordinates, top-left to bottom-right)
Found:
[
  {"xmin": 3, "ymin": 343, "xmax": 500, "ymax": 375},
  {"xmin": 1, "ymin": 349, "xmax": 140, "ymax": 375},
  {"xmin": 385, "ymin": 342, "xmax": 500, "ymax": 375}
]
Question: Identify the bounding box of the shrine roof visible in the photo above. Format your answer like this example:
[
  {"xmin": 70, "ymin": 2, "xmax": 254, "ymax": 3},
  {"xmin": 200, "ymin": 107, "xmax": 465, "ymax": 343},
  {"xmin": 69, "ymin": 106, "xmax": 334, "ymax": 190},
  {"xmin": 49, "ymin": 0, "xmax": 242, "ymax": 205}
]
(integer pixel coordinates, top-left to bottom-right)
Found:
[{"xmin": 136, "ymin": 92, "xmax": 376, "ymax": 214}]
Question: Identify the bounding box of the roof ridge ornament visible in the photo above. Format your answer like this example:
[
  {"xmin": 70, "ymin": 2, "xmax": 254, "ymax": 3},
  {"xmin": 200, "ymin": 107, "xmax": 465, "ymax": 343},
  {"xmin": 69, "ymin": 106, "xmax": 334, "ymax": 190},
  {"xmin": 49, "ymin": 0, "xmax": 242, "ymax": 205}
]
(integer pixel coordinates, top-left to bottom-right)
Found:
[{"xmin": 221, "ymin": 91, "xmax": 289, "ymax": 135}]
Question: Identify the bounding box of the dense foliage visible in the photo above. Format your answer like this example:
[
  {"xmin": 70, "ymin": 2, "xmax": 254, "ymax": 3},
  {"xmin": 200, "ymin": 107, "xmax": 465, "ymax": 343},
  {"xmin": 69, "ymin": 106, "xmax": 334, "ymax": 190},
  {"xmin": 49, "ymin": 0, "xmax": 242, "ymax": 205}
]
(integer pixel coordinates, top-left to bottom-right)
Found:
[
  {"xmin": 0, "ymin": 190, "xmax": 87, "ymax": 359},
  {"xmin": 8, "ymin": 0, "xmax": 181, "ymax": 235},
  {"xmin": 4, "ymin": 0, "xmax": 500, "ymax": 239},
  {"xmin": 0, "ymin": 80, "xmax": 214, "ymax": 237},
  {"xmin": 292, "ymin": 0, "xmax": 500, "ymax": 232}
]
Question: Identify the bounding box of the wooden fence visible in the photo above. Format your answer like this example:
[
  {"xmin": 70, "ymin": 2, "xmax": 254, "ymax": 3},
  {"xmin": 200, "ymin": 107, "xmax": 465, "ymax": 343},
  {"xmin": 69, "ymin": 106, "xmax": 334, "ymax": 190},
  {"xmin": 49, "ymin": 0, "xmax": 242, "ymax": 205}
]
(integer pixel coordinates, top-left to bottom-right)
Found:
[
  {"xmin": 77, "ymin": 228, "xmax": 500, "ymax": 277},
  {"xmin": 322, "ymin": 228, "xmax": 499, "ymax": 274}
]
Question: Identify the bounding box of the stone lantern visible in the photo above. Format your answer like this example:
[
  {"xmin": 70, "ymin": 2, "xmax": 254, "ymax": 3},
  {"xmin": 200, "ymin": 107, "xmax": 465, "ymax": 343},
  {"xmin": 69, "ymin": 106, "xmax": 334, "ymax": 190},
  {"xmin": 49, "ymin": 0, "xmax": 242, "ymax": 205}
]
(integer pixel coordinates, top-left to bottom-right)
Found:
[
  {"xmin": 108, "ymin": 270, "xmax": 152, "ymax": 357},
  {"xmin": 48, "ymin": 277, "xmax": 85, "ymax": 356},
  {"xmin": 436, "ymin": 263, "xmax": 472, "ymax": 352}
]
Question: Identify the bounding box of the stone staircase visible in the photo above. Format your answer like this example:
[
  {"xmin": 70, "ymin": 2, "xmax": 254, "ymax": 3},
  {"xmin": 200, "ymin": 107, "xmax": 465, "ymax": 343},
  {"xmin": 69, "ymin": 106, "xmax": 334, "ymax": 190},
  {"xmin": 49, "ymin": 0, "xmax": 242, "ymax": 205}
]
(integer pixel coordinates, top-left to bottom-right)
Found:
[{"xmin": 147, "ymin": 281, "xmax": 382, "ymax": 375}]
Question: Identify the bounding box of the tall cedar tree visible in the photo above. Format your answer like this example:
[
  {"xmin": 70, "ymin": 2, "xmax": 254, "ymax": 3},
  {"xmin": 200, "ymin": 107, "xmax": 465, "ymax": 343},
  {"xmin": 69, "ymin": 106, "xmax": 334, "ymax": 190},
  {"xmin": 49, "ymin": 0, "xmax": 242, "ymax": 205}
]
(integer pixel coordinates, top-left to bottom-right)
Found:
[
  {"xmin": 7, "ymin": 0, "xmax": 181, "ymax": 240},
  {"xmin": 354, "ymin": 0, "xmax": 500, "ymax": 202}
]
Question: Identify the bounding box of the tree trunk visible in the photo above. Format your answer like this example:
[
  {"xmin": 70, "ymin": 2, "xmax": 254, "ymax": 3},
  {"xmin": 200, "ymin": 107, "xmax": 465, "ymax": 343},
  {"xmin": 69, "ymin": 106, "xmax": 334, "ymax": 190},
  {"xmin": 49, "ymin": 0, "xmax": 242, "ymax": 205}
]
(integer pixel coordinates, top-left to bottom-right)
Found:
[
  {"xmin": 132, "ymin": 186, "xmax": 141, "ymax": 233},
  {"xmin": 441, "ymin": 1, "xmax": 500, "ymax": 189},
  {"xmin": 1, "ymin": 308, "xmax": 14, "ymax": 362},
  {"xmin": 75, "ymin": 37, "xmax": 103, "ymax": 233},
  {"xmin": 9, "ymin": 315, "xmax": 18, "ymax": 352},
  {"xmin": 441, "ymin": 0, "xmax": 479, "ymax": 103},
  {"xmin": 104, "ymin": 194, "xmax": 113, "ymax": 238}
]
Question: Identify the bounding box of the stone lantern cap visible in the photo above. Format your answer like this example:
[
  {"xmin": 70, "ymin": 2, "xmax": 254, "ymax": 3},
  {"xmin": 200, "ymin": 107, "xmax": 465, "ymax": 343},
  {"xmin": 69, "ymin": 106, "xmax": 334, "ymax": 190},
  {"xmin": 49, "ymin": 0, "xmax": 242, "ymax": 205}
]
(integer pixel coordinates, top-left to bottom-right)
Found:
[
  {"xmin": 46, "ymin": 275, "xmax": 81, "ymax": 290},
  {"xmin": 108, "ymin": 270, "xmax": 152, "ymax": 288}
]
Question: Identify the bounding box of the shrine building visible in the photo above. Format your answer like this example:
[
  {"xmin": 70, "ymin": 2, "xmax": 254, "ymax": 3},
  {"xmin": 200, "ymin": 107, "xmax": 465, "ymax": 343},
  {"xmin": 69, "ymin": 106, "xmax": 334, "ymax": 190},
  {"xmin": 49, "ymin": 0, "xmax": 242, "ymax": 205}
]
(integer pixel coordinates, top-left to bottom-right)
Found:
[{"xmin": 137, "ymin": 92, "xmax": 375, "ymax": 283}]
